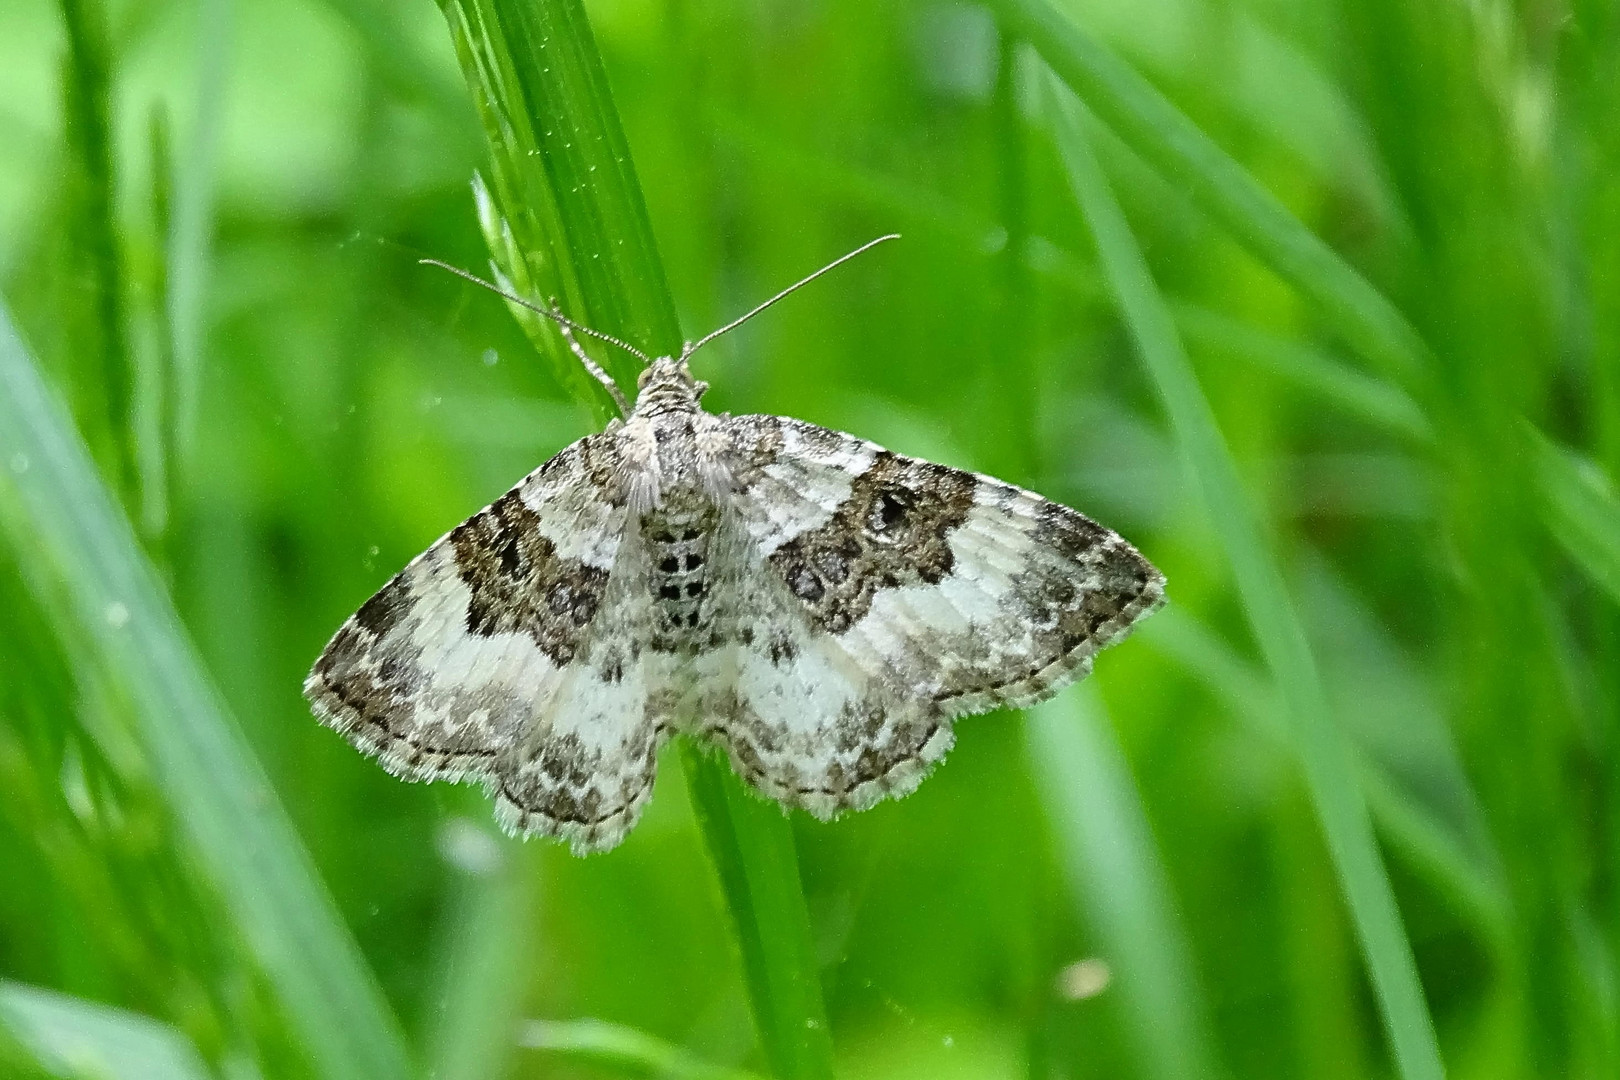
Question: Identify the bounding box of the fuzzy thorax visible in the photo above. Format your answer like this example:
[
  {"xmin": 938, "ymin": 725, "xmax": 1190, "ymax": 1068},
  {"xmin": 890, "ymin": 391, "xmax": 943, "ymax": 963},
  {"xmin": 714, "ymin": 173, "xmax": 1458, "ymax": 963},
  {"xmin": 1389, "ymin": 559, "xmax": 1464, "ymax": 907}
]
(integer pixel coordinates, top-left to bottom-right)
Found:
[{"xmin": 632, "ymin": 357, "xmax": 708, "ymax": 416}]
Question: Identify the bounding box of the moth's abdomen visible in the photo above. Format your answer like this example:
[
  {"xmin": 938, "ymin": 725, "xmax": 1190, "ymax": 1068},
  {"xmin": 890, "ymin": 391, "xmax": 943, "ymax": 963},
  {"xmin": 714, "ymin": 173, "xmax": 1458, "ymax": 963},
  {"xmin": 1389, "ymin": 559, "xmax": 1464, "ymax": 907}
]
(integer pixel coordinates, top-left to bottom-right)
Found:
[{"xmin": 643, "ymin": 501, "xmax": 717, "ymax": 651}]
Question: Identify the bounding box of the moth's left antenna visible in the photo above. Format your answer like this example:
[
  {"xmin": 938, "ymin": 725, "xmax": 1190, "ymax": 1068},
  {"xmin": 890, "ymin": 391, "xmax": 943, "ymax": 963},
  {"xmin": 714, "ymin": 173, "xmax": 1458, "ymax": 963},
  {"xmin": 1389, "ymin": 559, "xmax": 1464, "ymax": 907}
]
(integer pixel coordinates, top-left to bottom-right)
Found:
[{"xmin": 419, "ymin": 259, "xmax": 640, "ymax": 416}]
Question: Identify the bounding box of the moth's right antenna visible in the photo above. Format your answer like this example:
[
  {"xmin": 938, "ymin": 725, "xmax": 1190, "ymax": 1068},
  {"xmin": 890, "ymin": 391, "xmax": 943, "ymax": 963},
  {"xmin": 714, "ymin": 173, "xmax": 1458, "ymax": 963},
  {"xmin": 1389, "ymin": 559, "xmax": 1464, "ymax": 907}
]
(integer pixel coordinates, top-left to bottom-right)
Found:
[
  {"xmin": 682, "ymin": 233, "xmax": 900, "ymax": 359},
  {"xmin": 419, "ymin": 259, "xmax": 642, "ymax": 415}
]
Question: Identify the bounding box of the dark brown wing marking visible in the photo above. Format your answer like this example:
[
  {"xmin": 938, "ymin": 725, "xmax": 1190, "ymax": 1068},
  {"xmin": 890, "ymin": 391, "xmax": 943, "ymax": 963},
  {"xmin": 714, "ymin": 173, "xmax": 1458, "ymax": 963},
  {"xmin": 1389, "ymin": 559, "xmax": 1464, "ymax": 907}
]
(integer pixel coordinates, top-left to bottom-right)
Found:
[
  {"xmin": 766, "ymin": 451, "xmax": 976, "ymax": 633},
  {"xmin": 450, "ymin": 488, "xmax": 610, "ymax": 664}
]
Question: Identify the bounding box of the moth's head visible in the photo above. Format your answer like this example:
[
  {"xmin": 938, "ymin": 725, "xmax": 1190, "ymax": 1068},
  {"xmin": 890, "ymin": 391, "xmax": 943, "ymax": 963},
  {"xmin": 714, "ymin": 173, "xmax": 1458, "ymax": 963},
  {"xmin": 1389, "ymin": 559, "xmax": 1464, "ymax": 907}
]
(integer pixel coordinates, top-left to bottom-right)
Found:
[{"xmin": 632, "ymin": 356, "xmax": 708, "ymax": 415}]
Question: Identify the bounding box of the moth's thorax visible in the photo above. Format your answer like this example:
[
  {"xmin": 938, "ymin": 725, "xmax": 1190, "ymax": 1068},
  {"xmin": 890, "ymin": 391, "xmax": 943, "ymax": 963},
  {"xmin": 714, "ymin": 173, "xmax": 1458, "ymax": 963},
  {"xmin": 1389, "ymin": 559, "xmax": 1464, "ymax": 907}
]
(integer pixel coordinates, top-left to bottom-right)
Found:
[
  {"xmin": 631, "ymin": 357, "xmax": 706, "ymax": 418},
  {"xmin": 615, "ymin": 365, "xmax": 734, "ymax": 516},
  {"xmin": 625, "ymin": 361, "xmax": 728, "ymax": 651}
]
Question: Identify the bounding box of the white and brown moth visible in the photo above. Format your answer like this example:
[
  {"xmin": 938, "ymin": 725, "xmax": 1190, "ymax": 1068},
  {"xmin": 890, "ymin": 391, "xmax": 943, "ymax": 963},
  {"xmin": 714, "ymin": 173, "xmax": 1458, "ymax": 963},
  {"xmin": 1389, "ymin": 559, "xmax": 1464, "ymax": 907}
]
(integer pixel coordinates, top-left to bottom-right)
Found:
[{"xmin": 305, "ymin": 237, "xmax": 1165, "ymax": 854}]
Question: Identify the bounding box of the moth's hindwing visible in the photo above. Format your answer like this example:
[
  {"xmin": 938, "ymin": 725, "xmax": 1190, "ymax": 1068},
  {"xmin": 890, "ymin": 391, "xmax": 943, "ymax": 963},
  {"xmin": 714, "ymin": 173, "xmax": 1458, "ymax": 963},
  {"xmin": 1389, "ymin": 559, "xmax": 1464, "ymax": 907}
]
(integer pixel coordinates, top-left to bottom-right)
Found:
[
  {"xmin": 709, "ymin": 414, "xmax": 1166, "ymax": 819},
  {"xmin": 302, "ymin": 432, "xmax": 664, "ymax": 854}
]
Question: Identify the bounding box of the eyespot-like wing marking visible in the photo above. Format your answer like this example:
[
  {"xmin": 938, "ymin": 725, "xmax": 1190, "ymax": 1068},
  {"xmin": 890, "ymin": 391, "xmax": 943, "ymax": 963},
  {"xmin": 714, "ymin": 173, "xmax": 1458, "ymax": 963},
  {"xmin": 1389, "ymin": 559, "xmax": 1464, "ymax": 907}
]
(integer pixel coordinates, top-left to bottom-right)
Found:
[
  {"xmin": 303, "ymin": 432, "xmax": 665, "ymax": 854},
  {"xmin": 708, "ymin": 416, "xmax": 1165, "ymax": 818}
]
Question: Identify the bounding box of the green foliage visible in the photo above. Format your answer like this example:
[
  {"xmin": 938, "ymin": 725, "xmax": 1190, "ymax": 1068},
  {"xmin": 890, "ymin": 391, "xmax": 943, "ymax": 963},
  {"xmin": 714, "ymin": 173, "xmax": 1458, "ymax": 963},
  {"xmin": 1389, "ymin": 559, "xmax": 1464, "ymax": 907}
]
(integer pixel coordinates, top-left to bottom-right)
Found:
[
  {"xmin": 0, "ymin": 979, "xmax": 212, "ymax": 1080},
  {"xmin": 1028, "ymin": 687, "xmax": 1221, "ymax": 1080},
  {"xmin": 0, "ymin": 304, "xmax": 413, "ymax": 1079},
  {"xmin": 522, "ymin": 1017, "xmax": 770, "ymax": 1080},
  {"xmin": 2, "ymin": 0, "xmax": 1618, "ymax": 1078},
  {"xmin": 991, "ymin": 0, "xmax": 1431, "ymax": 384},
  {"xmin": 681, "ymin": 746, "xmax": 834, "ymax": 1079},
  {"xmin": 1047, "ymin": 81, "xmax": 1441, "ymax": 1080},
  {"xmin": 1529, "ymin": 427, "xmax": 1620, "ymax": 604}
]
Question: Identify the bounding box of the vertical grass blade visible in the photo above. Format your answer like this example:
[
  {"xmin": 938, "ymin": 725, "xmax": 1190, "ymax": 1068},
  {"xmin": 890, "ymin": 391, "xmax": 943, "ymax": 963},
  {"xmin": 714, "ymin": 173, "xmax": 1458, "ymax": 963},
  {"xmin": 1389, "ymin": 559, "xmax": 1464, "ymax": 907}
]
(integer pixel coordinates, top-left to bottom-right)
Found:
[
  {"xmin": 1527, "ymin": 426, "xmax": 1620, "ymax": 604},
  {"xmin": 426, "ymin": 833, "xmax": 536, "ymax": 1080},
  {"xmin": 681, "ymin": 746, "xmax": 834, "ymax": 1079},
  {"xmin": 1046, "ymin": 83, "xmax": 1446, "ymax": 1080},
  {"xmin": 0, "ymin": 303, "xmax": 415, "ymax": 1080},
  {"xmin": 57, "ymin": 0, "xmax": 136, "ymax": 501},
  {"xmin": 0, "ymin": 981, "xmax": 212, "ymax": 1080},
  {"xmin": 138, "ymin": 106, "xmax": 176, "ymax": 549},
  {"xmin": 995, "ymin": 0, "xmax": 1430, "ymax": 384},
  {"xmin": 166, "ymin": 0, "xmax": 230, "ymax": 463},
  {"xmin": 440, "ymin": 0, "xmax": 680, "ymax": 402},
  {"xmin": 1029, "ymin": 687, "xmax": 1225, "ymax": 1080},
  {"xmin": 434, "ymin": 2, "xmax": 835, "ymax": 1074},
  {"xmin": 1142, "ymin": 607, "xmax": 1512, "ymax": 946}
]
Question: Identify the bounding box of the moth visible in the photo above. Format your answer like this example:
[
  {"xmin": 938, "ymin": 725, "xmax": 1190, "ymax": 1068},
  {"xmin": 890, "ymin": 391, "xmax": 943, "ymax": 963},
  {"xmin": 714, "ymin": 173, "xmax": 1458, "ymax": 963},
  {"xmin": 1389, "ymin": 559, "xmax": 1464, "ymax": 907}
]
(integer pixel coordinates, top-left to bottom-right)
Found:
[{"xmin": 305, "ymin": 237, "xmax": 1165, "ymax": 854}]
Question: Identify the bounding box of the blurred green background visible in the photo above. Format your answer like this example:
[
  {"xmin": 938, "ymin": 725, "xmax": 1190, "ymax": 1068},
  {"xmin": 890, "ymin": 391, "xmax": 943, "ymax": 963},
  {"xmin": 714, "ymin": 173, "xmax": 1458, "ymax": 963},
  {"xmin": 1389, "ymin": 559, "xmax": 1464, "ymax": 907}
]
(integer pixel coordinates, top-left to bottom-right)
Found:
[{"xmin": 2, "ymin": 0, "xmax": 1618, "ymax": 1078}]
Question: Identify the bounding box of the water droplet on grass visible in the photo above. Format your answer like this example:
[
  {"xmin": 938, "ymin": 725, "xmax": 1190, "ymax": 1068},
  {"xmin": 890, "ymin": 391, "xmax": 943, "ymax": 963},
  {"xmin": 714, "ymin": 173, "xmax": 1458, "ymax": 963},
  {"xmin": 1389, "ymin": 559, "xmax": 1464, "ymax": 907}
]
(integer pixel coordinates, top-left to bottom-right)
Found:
[{"xmin": 1056, "ymin": 957, "xmax": 1112, "ymax": 1000}]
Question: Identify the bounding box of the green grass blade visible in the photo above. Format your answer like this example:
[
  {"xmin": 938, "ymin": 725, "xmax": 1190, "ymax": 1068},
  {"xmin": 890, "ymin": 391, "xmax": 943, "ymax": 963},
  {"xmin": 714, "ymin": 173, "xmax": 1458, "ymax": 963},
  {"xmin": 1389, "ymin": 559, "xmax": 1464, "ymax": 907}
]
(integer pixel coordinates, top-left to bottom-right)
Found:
[
  {"xmin": 521, "ymin": 1017, "xmax": 770, "ymax": 1080},
  {"xmin": 1046, "ymin": 81, "xmax": 1446, "ymax": 1080},
  {"xmin": 0, "ymin": 1026, "xmax": 57, "ymax": 1080},
  {"xmin": 1527, "ymin": 426, "xmax": 1620, "ymax": 604},
  {"xmin": 712, "ymin": 117, "xmax": 1430, "ymax": 446},
  {"xmin": 426, "ymin": 831, "xmax": 536, "ymax": 1080},
  {"xmin": 0, "ymin": 981, "xmax": 212, "ymax": 1080},
  {"xmin": 995, "ymin": 0, "xmax": 1430, "ymax": 384},
  {"xmin": 680, "ymin": 746, "xmax": 834, "ymax": 1079},
  {"xmin": 1175, "ymin": 305, "xmax": 1433, "ymax": 443},
  {"xmin": 139, "ymin": 106, "xmax": 175, "ymax": 546},
  {"xmin": 165, "ymin": 0, "xmax": 229, "ymax": 464},
  {"xmin": 0, "ymin": 982, "xmax": 206, "ymax": 1080},
  {"xmin": 440, "ymin": 0, "xmax": 681, "ymax": 402},
  {"xmin": 57, "ymin": 0, "xmax": 135, "ymax": 501},
  {"xmin": 1143, "ymin": 608, "xmax": 1511, "ymax": 946},
  {"xmin": 1029, "ymin": 687, "xmax": 1225, "ymax": 1080},
  {"xmin": 434, "ymin": 2, "xmax": 835, "ymax": 1075},
  {"xmin": 0, "ymin": 303, "xmax": 415, "ymax": 1080}
]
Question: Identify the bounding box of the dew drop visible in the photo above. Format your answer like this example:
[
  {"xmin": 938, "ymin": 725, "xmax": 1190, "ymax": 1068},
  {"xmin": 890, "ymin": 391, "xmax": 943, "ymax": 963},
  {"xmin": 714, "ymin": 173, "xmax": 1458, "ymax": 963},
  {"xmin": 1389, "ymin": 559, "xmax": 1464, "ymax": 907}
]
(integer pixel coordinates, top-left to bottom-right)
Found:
[
  {"xmin": 1056, "ymin": 957, "xmax": 1112, "ymax": 1000},
  {"xmin": 437, "ymin": 816, "xmax": 504, "ymax": 876}
]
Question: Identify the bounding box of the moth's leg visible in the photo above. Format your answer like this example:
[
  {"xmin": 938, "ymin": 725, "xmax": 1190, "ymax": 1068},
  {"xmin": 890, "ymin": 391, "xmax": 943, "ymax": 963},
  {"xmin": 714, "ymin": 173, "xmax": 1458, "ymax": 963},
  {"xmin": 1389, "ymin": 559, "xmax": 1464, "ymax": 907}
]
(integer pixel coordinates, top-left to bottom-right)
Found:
[{"xmin": 550, "ymin": 297, "xmax": 631, "ymax": 416}]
